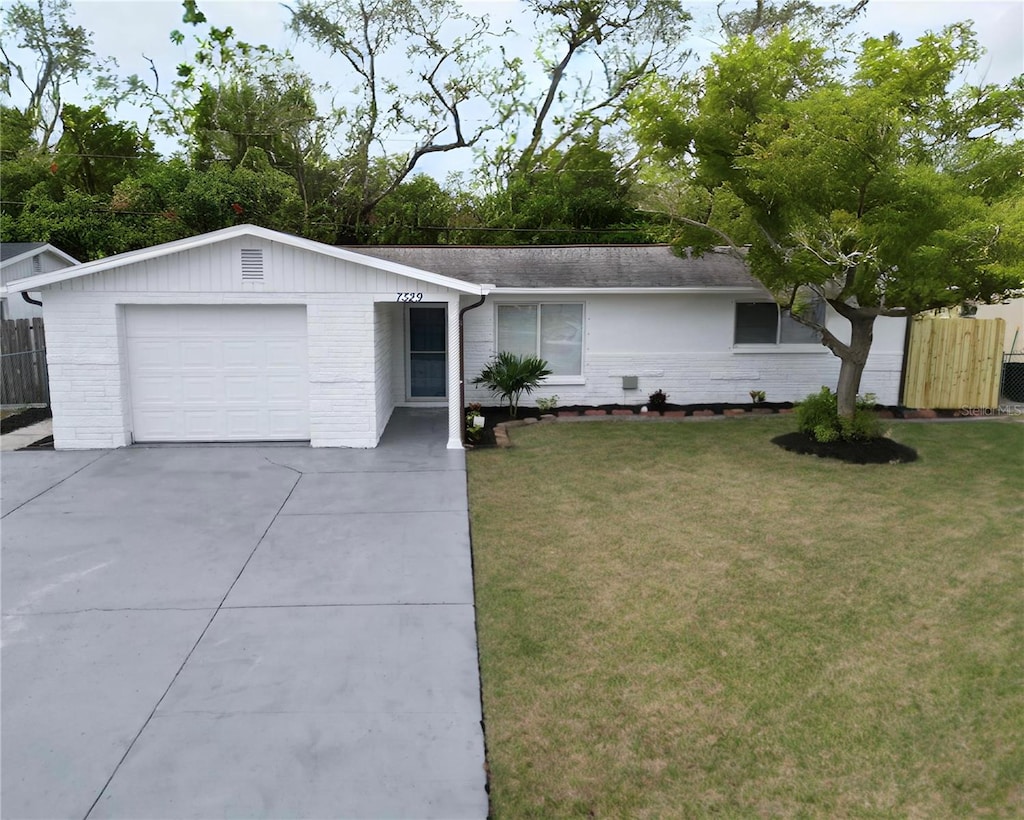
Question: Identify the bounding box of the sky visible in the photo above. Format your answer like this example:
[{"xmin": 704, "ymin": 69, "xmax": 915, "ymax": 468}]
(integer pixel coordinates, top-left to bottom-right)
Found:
[{"xmin": 2, "ymin": 0, "xmax": 1022, "ymax": 175}]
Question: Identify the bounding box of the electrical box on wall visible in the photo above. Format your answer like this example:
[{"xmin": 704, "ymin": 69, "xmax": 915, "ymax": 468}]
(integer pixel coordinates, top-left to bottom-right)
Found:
[{"xmin": 622, "ymin": 375, "xmax": 639, "ymax": 390}]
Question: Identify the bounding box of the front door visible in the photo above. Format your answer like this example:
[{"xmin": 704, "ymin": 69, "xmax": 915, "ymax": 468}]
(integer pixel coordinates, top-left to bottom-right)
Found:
[{"xmin": 407, "ymin": 305, "xmax": 447, "ymax": 399}]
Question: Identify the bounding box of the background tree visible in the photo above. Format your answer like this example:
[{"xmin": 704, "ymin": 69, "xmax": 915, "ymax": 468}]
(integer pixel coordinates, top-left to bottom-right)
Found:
[
  {"xmin": 289, "ymin": 0, "xmax": 517, "ymax": 234},
  {"xmin": 0, "ymin": 0, "xmax": 97, "ymax": 150},
  {"xmin": 631, "ymin": 24, "xmax": 1024, "ymax": 419},
  {"xmin": 55, "ymin": 104, "xmax": 159, "ymax": 195},
  {"xmin": 477, "ymin": 133, "xmax": 645, "ymax": 244},
  {"xmin": 504, "ymin": 0, "xmax": 692, "ymax": 177}
]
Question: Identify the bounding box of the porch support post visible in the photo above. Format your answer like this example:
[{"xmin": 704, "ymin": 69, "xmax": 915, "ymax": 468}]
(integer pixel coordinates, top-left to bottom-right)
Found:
[{"xmin": 446, "ymin": 296, "xmax": 463, "ymax": 449}]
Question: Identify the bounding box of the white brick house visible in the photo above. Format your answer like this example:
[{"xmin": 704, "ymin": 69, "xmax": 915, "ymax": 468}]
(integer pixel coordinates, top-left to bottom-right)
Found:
[{"xmin": 5, "ymin": 225, "xmax": 906, "ymax": 450}]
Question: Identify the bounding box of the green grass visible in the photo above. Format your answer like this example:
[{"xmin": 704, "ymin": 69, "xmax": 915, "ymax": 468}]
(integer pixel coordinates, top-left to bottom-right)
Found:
[{"xmin": 468, "ymin": 418, "xmax": 1024, "ymax": 817}]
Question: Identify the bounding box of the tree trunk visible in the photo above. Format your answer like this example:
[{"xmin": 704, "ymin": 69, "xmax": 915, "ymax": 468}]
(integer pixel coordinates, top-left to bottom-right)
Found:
[{"xmin": 836, "ymin": 312, "xmax": 876, "ymax": 419}]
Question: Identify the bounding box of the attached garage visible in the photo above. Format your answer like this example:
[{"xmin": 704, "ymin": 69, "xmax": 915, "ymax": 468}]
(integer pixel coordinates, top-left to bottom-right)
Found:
[
  {"xmin": 11, "ymin": 225, "xmax": 489, "ymax": 450},
  {"xmin": 125, "ymin": 305, "xmax": 309, "ymax": 442}
]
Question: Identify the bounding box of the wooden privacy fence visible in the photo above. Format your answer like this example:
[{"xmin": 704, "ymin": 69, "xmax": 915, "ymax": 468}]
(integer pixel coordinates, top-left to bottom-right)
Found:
[
  {"xmin": 903, "ymin": 317, "xmax": 1005, "ymax": 409},
  {"xmin": 1, "ymin": 318, "xmax": 48, "ymax": 405}
]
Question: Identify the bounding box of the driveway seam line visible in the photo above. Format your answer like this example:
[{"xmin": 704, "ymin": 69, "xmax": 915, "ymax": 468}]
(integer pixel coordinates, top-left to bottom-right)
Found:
[
  {"xmin": 80, "ymin": 469, "xmax": 304, "ymax": 820},
  {"xmin": 1, "ymin": 450, "xmax": 111, "ymax": 520},
  {"xmin": 2, "ymin": 606, "xmax": 215, "ymax": 616}
]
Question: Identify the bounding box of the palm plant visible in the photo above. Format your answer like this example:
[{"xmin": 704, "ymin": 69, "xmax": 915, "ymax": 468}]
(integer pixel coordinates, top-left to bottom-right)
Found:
[{"xmin": 473, "ymin": 352, "xmax": 552, "ymax": 417}]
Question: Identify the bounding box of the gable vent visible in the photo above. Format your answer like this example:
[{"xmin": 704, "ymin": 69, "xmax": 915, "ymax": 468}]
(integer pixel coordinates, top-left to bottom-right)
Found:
[
  {"xmin": 31, "ymin": 255, "xmax": 42, "ymax": 273},
  {"xmin": 240, "ymin": 248, "xmax": 265, "ymax": 281}
]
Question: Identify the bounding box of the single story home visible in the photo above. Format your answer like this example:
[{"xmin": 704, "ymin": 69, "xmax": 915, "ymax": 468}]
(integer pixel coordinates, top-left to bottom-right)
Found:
[
  {"xmin": 5, "ymin": 224, "xmax": 906, "ymax": 450},
  {"xmin": 0, "ymin": 242, "xmax": 79, "ymax": 320}
]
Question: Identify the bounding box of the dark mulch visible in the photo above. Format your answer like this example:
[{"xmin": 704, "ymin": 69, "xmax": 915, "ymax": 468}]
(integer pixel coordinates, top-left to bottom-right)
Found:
[
  {"xmin": 771, "ymin": 431, "xmax": 919, "ymax": 464},
  {"xmin": 23, "ymin": 435, "xmax": 54, "ymax": 449},
  {"xmin": 1, "ymin": 406, "xmax": 52, "ymax": 435}
]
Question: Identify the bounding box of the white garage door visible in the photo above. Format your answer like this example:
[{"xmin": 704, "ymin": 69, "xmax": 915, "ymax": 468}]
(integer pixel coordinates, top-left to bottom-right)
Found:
[{"xmin": 126, "ymin": 305, "xmax": 309, "ymax": 442}]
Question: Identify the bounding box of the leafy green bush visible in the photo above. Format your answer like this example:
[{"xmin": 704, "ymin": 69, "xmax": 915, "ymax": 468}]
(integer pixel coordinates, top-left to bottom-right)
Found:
[
  {"xmin": 796, "ymin": 387, "xmax": 881, "ymax": 443},
  {"xmin": 473, "ymin": 352, "xmax": 553, "ymax": 417},
  {"xmin": 536, "ymin": 395, "xmax": 560, "ymax": 412}
]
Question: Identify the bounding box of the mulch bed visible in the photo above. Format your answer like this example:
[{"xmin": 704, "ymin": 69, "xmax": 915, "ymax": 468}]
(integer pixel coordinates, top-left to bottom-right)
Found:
[
  {"xmin": 771, "ymin": 431, "xmax": 919, "ymax": 464},
  {"xmin": 1, "ymin": 406, "xmax": 52, "ymax": 435}
]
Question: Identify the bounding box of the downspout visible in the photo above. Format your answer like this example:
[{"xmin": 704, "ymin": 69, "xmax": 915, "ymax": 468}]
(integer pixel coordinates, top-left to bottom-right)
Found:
[
  {"xmin": 22, "ymin": 292, "xmax": 43, "ymax": 307},
  {"xmin": 898, "ymin": 314, "xmax": 913, "ymax": 407},
  {"xmin": 459, "ymin": 293, "xmax": 488, "ymax": 444}
]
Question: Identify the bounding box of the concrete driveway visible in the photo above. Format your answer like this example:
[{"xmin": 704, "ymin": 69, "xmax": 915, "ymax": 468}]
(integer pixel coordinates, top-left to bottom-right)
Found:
[{"xmin": 1, "ymin": 409, "xmax": 487, "ymax": 819}]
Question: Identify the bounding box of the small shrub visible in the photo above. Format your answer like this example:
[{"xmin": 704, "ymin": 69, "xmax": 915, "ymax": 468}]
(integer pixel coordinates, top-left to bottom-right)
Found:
[
  {"xmin": 536, "ymin": 395, "xmax": 560, "ymax": 412},
  {"xmin": 648, "ymin": 389, "xmax": 669, "ymax": 410},
  {"xmin": 750, "ymin": 389, "xmax": 766, "ymax": 403},
  {"xmin": 473, "ymin": 352, "xmax": 553, "ymax": 417},
  {"xmin": 796, "ymin": 386, "xmax": 881, "ymax": 443}
]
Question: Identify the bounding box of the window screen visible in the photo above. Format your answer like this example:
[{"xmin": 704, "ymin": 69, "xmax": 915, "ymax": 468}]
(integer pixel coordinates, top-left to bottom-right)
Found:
[
  {"xmin": 496, "ymin": 303, "xmax": 583, "ymax": 375},
  {"xmin": 734, "ymin": 302, "xmax": 780, "ymax": 344}
]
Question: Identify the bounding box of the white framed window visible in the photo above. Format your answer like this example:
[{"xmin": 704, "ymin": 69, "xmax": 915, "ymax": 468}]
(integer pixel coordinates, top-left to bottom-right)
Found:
[
  {"xmin": 496, "ymin": 303, "xmax": 584, "ymax": 376},
  {"xmin": 734, "ymin": 301, "xmax": 823, "ymax": 345}
]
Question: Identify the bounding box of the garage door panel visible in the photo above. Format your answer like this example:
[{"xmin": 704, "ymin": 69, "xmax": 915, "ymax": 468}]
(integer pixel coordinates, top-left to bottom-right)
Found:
[
  {"xmin": 183, "ymin": 410, "xmax": 223, "ymax": 439},
  {"xmin": 266, "ymin": 374, "xmax": 305, "ymax": 402},
  {"xmin": 266, "ymin": 339, "xmax": 305, "ymax": 367},
  {"xmin": 181, "ymin": 376, "xmax": 221, "ymax": 404},
  {"xmin": 135, "ymin": 410, "xmax": 181, "ymax": 440},
  {"xmin": 224, "ymin": 375, "xmax": 262, "ymax": 403},
  {"xmin": 127, "ymin": 306, "xmax": 308, "ymax": 442},
  {"xmin": 181, "ymin": 340, "xmax": 219, "ymax": 369},
  {"xmin": 130, "ymin": 340, "xmax": 179, "ymax": 370},
  {"xmin": 132, "ymin": 375, "xmax": 179, "ymax": 404},
  {"xmin": 267, "ymin": 410, "xmax": 308, "ymax": 437},
  {"xmin": 224, "ymin": 410, "xmax": 263, "ymax": 439}
]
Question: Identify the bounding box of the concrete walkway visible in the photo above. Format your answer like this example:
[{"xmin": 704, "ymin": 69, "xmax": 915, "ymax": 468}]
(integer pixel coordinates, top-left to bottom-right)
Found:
[
  {"xmin": 1, "ymin": 409, "xmax": 487, "ymax": 819},
  {"xmin": 0, "ymin": 417, "xmax": 52, "ymax": 451}
]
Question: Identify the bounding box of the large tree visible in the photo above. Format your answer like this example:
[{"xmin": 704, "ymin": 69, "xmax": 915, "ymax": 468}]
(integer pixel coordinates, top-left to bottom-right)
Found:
[
  {"xmin": 503, "ymin": 0, "xmax": 692, "ymax": 177},
  {"xmin": 0, "ymin": 0, "xmax": 96, "ymax": 150},
  {"xmin": 289, "ymin": 0, "xmax": 516, "ymax": 229},
  {"xmin": 631, "ymin": 24, "xmax": 1024, "ymax": 418}
]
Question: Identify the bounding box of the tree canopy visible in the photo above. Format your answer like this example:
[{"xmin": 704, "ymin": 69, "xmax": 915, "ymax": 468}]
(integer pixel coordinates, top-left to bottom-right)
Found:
[{"xmin": 631, "ymin": 23, "xmax": 1024, "ymax": 416}]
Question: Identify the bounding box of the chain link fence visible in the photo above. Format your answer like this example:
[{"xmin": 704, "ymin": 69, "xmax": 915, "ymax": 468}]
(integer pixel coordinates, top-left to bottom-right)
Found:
[
  {"xmin": 1002, "ymin": 353, "xmax": 1024, "ymax": 403},
  {"xmin": 1, "ymin": 349, "xmax": 49, "ymax": 406}
]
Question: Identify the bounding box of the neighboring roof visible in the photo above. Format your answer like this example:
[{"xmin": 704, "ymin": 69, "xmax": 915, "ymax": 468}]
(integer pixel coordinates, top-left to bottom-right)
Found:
[
  {"xmin": 1, "ymin": 242, "xmax": 45, "ymax": 262},
  {"xmin": 349, "ymin": 244, "xmax": 766, "ymax": 292},
  {"xmin": 5, "ymin": 225, "xmax": 489, "ymax": 296},
  {"xmin": 1, "ymin": 242, "xmax": 79, "ymax": 267}
]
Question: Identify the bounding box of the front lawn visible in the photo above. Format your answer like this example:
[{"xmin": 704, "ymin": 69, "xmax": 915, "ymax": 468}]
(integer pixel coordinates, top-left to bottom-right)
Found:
[{"xmin": 467, "ymin": 418, "xmax": 1023, "ymax": 817}]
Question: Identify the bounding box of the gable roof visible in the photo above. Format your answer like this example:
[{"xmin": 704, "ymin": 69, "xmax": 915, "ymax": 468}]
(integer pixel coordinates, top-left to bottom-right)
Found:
[
  {"xmin": 4, "ymin": 225, "xmax": 490, "ymax": 295},
  {"xmin": 349, "ymin": 244, "xmax": 767, "ymax": 293},
  {"xmin": 1, "ymin": 242, "xmax": 79, "ymax": 267}
]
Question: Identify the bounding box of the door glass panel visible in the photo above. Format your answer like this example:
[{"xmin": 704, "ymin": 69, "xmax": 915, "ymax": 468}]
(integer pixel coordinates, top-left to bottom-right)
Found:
[
  {"xmin": 408, "ymin": 306, "xmax": 447, "ymax": 398},
  {"xmin": 410, "ymin": 307, "xmax": 446, "ymax": 352},
  {"xmin": 410, "ymin": 352, "xmax": 446, "ymax": 397}
]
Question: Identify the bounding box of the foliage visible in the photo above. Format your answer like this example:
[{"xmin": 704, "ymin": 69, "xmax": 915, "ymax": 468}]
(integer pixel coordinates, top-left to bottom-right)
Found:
[
  {"xmin": 500, "ymin": 0, "xmax": 693, "ymax": 177},
  {"xmin": 289, "ymin": 0, "xmax": 516, "ymax": 228},
  {"xmin": 466, "ymin": 409, "xmax": 485, "ymax": 443},
  {"xmin": 750, "ymin": 389, "xmax": 766, "ymax": 403},
  {"xmin": 648, "ymin": 389, "xmax": 669, "ymax": 410},
  {"xmin": 55, "ymin": 104, "xmax": 159, "ymax": 195},
  {"xmin": 796, "ymin": 386, "xmax": 880, "ymax": 443},
  {"xmin": 475, "ymin": 133, "xmax": 648, "ymax": 244},
  {"xmin": 535, "ymin": 395, "xmax": 560, "ymax": 412},
  {"xmin": 631, "ymin": 24, "xmax": 1024, "ymax": 420},
  {"xmin": 0, "ymin": 0, "xmax": 97, "ymax": 149},
  {"xmin": 473, "ymin": 352, "xmax": 553, "ymax": 417},
  {"xmin": 95, "ymin": 0, "xmax": 288, "ymax": 142}
]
